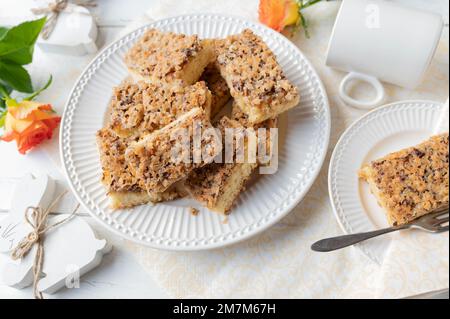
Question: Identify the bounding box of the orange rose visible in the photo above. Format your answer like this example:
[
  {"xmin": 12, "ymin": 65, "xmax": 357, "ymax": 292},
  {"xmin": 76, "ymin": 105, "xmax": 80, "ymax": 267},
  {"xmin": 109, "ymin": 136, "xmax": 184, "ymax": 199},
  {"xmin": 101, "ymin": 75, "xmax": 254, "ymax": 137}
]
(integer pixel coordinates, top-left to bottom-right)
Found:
[
  {"xmin": 0, "ymin": 101, "xmax": 61, "ymax": 154},
  {"xmin": 259, "ymin": 0, "xmax": 300, "ymax": 32}
]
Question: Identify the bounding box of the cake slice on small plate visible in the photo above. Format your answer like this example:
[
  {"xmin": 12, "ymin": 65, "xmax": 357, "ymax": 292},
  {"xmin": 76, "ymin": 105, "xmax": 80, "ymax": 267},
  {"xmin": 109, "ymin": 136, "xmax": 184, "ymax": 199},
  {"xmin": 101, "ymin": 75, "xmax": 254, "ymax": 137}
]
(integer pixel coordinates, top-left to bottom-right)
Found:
[
  {"xmin": 215, "ymin": 29, "xmax": 300, "ymax": 124},
  {"xmin": 125, "ymin": 107, "xmax": 221, "ymax": 194},
  {"xmin": 124, "ymin": 29, "xmax": 213, "ymax": 87},
  {"xmin": 186, "ymin": 116, "xmax": 258, "ymax": 215},
  {"xmin": 359, "ymin": 133, "xmax": 449, "ymax": 226},
  {"xmin": 109, "ymin": 81, "xmax": 211, "ymax": 138},
  {"xmin": 96, "ymin": 128, "xmax": 181, "ymax": 209}
]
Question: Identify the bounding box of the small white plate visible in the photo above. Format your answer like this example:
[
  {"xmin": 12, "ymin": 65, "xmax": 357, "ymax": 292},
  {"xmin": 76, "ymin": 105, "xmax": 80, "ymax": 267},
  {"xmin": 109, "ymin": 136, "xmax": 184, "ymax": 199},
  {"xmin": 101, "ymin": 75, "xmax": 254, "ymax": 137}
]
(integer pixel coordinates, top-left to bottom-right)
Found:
[
  {"xmin": 329, "ymin": 100, "xmax": 445, "ymax": 264},
  {"xmin": 60, "ymin": 14, "xmax": 331, "ymax": 250}
]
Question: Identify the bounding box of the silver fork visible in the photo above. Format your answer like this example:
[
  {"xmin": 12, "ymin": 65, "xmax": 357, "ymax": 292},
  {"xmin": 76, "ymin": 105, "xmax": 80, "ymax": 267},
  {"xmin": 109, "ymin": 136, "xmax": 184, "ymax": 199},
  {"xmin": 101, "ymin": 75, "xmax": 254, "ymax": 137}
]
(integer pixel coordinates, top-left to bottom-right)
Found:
[{"xmin": 311, "ymin": 208, "xmax": 449, "ymax": 252}]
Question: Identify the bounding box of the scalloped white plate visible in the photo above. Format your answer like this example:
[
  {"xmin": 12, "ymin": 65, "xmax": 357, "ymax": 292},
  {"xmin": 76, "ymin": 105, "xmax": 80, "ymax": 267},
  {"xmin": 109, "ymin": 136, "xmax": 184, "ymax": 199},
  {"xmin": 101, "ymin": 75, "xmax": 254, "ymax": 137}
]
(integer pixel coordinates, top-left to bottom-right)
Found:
[
  {"xmin": 60, "ymin": 14, "xmax": 331, "ymax": 250},
  {"xmin": 329, "ymin": 100, "xmax": 445, "ymax": 264}
]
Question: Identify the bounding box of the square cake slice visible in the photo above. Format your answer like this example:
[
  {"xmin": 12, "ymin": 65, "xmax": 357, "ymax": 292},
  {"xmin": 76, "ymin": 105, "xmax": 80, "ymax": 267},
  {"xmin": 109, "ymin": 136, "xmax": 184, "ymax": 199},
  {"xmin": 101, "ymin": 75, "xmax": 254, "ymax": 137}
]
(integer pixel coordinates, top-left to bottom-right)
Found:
[
  {"xmin": 215, "ymin": 29, "xmax": 300, "ymax": 123},
  {"xmin": 96, "ymin": 128, "xmax": 181, "ymax": 209},
  {"xmin": 200, "ymin": 63, "xmax": 231, "ymax": 119},
  {"xmin": 109, "ymin": 81, "xmax": 211, "ymax": 138},
  {"xmin": 186, "ymin": 117, "xmax": 258, "ymax": 215},
  {"xmin": 359, "ymin": 133, "xmax": 449, "ymax": 226},
  {"xmin": 124, "ymin": 29, "xmax": 213, "ymax": 87},
  {"xmin": 125, "ymin": 108, "xmax": 221, "ymax": 194}
]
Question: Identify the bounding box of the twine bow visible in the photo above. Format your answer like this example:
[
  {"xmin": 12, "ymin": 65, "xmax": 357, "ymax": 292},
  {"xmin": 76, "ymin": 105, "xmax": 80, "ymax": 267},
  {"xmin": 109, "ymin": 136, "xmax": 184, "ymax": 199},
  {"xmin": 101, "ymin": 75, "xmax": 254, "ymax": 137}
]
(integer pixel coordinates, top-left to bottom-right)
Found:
[
  {"xmin": 11, "ymin": 191, "xmax": 80, "ymax": 299},
  {"xmin": 31, "ymin": 0, "xmax": 97, "ymax": 40}
]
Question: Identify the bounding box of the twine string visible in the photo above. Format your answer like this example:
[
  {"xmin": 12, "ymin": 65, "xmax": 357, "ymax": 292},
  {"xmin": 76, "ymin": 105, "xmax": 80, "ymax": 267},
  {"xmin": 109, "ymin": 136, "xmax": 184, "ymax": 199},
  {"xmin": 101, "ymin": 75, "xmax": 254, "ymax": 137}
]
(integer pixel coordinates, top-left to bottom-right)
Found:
[
  {"xmin": 10, "ymin": 191, "xmax": 80, "ymax": 299},
  {"xmin": 31, "ymin": 0, "xmax": 97, "ymax": 39}
]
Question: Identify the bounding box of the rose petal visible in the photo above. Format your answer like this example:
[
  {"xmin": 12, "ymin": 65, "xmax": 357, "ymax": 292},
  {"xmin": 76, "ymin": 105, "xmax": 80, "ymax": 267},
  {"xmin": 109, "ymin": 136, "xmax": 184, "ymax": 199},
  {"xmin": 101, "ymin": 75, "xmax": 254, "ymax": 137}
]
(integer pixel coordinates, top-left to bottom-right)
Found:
[
  {"xmin": 1, "ymin": 100, "xmax": 61, "ymax": 154},
  {"xmin": 16, "ymin": 121, "xmax": 50, "ymax": 154},
  {"xmin": 8, "ymin": 101, "xmax": 44, "ymax": 120},
  {"xmin": 259, "ymin": 0, "xmax": 299, "ymax": 32}
]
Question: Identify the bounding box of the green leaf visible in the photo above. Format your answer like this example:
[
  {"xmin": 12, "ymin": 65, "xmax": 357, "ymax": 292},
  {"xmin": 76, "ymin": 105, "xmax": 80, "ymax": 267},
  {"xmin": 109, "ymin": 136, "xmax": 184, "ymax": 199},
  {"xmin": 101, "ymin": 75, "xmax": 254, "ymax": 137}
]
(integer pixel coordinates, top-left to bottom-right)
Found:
[
  {"xmin": 0, "ymin": 61, "xmax": 33, "ymax": 93},
  {"xmin": 0, "ymin": 17, "xmax": 46, "ymax": 65},
  {"xmin": 0, "ymin": 27, "xmax": 8, "ymax": 40},
  {"xmin": 25, "ymin": 75, "xmax": 52, "ymax": 101}
]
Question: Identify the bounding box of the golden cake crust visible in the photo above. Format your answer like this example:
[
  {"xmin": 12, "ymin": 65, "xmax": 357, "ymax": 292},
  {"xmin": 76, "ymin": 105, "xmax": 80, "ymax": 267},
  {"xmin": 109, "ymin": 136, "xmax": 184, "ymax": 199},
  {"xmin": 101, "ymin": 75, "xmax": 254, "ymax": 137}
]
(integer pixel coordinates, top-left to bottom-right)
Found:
[
  {"xmin": 359, "ymin": 133, "xmax": 449, "ymax": 226},
  {"xmin": 231, "ymin": 103, "xmax": 278, "ymax": 130},
  {"xmin": 124, "ymin": 29, "xmax": 213, "ymax": 87},
  {"xmin": 215, "ymin": 29, "xmax": 300, "ymax": 123}
]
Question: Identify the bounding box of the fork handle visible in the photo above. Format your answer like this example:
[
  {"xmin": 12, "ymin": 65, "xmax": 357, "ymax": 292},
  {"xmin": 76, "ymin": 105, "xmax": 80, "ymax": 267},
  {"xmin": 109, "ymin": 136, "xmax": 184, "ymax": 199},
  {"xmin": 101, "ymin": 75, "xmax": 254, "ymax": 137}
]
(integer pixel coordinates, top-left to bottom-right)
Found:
[{"xmin": 311, "ymin": 225, "xmax": 408, "ymax": 252}]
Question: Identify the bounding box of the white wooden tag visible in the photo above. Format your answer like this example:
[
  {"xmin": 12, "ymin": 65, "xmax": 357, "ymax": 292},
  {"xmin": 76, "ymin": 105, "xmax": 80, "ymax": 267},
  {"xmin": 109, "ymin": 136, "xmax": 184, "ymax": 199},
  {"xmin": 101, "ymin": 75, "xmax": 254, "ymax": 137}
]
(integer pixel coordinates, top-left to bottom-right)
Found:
[
  {"xmin": 0, "ymin": 174, "xmax": 111, "ymax": 295},
  {"xmin": 37, "ymin": 3, "xmax": 98, "ymax": 56}
]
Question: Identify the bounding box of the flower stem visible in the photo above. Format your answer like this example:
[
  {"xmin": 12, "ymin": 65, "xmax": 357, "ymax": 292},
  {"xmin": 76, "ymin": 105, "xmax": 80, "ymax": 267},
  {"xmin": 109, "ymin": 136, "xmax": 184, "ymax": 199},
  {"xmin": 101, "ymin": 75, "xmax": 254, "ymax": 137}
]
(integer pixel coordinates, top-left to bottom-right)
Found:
[
  {"xmin": 297, "ymin": 0, "xmax": 329, "ymax": 38},
  {"xmin": 0, "ymin": 84, "xmax": 11, "ymax": 100},
  {"xmin": 24, "ymin": 75, "xmax": 53, "ymax": 101},
  {"xmin": 300, "ymin": 0, "xmax": 324, "ymax": 9}
]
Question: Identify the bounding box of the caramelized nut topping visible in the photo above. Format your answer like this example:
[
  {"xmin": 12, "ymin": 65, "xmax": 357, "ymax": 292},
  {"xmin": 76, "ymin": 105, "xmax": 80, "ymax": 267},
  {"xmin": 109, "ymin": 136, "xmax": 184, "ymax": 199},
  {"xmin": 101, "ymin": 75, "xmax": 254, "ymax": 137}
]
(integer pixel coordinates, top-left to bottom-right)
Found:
[
  {"xmin": 125, "ymin": 29, "xmax": 201, "ymax": 79},
  {"xmin": 126, "ymin": 108, "xmax": 221, "ymax": 193},
  {"xmin": 109, "ymin": 81, "xmax": 211, "ymax": 137},
  {"xmin": 215, "ymin": 29, "xmax": 299, "ymax": 123}
]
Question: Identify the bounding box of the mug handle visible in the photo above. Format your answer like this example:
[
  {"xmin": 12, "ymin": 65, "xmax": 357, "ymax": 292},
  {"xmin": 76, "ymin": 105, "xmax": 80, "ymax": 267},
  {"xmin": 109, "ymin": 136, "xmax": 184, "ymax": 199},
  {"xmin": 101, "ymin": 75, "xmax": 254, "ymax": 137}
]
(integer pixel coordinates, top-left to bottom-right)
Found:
[{"xmin": 339, "ymin": 72, "xmax": 386, "ymax": 110}]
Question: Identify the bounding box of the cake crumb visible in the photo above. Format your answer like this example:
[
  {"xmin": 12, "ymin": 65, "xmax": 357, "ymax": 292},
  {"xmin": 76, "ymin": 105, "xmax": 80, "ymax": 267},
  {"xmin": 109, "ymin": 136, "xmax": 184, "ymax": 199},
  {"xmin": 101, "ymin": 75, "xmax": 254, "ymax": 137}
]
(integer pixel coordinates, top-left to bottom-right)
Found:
[{"xmin": 190, "ymin": 207, "xmax": 200, "ymax": 216}]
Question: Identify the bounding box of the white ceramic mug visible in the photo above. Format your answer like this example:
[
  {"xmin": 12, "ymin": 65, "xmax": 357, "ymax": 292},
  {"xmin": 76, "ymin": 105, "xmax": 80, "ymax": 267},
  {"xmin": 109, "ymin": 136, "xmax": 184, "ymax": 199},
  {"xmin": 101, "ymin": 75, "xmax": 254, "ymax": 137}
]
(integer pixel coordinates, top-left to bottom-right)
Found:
[{"xmin": 326, "ymin": 0, "xmax": 444, "ymax": 109}]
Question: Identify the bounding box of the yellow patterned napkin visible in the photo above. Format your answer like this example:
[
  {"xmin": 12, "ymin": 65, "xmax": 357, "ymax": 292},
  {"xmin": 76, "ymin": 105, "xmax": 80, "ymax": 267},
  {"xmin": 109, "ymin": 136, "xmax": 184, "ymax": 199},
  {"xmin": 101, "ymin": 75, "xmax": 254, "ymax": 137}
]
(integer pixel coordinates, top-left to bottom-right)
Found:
[{"xmin": 126, "ymin": 0, "xmax": 449, "ymax": 298}]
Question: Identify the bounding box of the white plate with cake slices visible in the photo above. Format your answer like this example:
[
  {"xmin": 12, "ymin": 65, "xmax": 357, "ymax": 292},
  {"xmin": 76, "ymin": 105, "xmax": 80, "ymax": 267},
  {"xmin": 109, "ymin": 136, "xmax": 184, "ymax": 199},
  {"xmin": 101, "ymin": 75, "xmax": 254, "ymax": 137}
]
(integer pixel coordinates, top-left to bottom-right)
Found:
[
  {"xmin": 60, "ymin": 14, "xmax": 331, "ymax": 250},
  {"xmin": 329, "ymin": 100, "xmax": 447, "ymax": 264}
]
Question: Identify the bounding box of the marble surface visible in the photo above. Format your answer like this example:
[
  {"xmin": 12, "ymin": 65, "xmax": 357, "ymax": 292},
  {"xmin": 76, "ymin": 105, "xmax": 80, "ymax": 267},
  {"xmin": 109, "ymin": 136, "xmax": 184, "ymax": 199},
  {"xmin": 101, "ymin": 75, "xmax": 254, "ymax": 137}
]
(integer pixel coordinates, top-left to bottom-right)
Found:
[{"xmin": 0, "ymin": 0, "xmax": 448, "ymax": 299}]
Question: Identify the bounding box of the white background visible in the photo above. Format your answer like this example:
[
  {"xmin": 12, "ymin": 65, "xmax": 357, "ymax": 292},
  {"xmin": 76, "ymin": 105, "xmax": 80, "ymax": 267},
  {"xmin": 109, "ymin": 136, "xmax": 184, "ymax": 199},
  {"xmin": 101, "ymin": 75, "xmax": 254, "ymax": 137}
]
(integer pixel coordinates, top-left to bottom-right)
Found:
[{"xmin": 0, "ymin": 0, "xmax": 448, "ymax": 299}]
